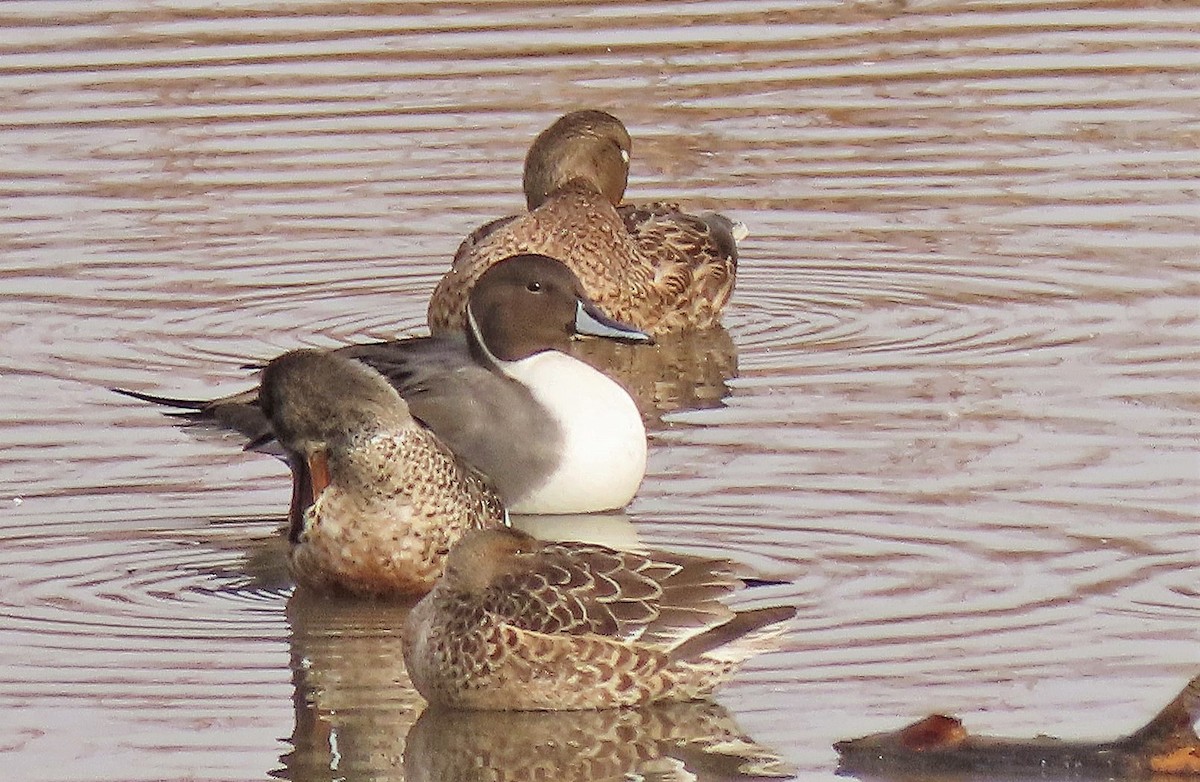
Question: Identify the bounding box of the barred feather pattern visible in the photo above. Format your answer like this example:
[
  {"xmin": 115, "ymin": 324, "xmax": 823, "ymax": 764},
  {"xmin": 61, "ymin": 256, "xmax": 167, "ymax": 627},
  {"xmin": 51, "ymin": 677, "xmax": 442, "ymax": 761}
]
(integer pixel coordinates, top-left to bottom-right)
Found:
[{"xmin": 403, "ymin": 529, "xmax": 794, "ymax": 710}]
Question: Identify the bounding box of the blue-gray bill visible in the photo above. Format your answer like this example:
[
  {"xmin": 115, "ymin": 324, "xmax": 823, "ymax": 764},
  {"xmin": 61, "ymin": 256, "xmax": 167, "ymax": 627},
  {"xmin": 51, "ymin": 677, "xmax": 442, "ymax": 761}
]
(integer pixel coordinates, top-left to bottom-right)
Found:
[{"xmin": 574, "ymin": 300, "xmax": 654, "ymax": 345}]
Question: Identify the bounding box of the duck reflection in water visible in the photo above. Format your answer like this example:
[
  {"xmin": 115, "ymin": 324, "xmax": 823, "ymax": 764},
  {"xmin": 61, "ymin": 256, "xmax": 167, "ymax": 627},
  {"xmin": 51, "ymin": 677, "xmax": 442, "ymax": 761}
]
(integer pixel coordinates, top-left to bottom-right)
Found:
[
  {"xmin": 405, "ymin": 702, "xmax": 796, "ymax": 781},
  {"xmin": 575, "ymin": 324, "xmax": 739, "ymax": 425}
]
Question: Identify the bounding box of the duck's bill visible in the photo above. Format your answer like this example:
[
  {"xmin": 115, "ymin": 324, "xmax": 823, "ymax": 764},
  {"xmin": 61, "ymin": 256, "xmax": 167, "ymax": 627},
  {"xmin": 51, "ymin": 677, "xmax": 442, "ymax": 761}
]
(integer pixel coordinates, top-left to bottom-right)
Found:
[
  {"xmin": 287, "ymin": 449, "xmax": 331, "ymax": 543},
  {"xmin": 574, "ymin": 301, "xmax": 654, "ymax": 345},
  {"xmin": 307, "ymin": 450, "xmax": 331, "ymax": 498}
]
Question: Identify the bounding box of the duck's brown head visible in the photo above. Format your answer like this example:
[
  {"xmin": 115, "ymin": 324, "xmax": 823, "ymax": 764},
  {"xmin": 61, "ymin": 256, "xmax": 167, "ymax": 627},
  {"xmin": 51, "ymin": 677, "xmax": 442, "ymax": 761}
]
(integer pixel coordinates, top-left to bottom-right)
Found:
[{"xmin": 522, "ymin": 109, "xmax": 631, "ymax": 210}]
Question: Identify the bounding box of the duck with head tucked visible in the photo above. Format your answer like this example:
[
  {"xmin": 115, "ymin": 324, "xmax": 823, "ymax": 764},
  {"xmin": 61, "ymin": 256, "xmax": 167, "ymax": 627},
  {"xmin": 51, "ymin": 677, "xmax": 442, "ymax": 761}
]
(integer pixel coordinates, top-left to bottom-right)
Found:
[
  {"xmin": 427, "ymin": 110, "xmax": 745, "ymax": 338},
  {"xmin": 260, "ymin": 348, "xmax": 507, "ymax": 596},
  {"xmin": 116, "ymin": 253, "xmax": 652, "ymax": 516},
  {"xmin": 403, "ymin": 527, "xmax": 797, "ymax": 710}
]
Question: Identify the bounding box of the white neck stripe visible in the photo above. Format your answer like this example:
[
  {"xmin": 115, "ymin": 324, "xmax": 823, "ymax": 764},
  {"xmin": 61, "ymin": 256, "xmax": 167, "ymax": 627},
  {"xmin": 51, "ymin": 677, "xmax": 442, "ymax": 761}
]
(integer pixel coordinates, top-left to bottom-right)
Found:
[{"xmin": 466, "ymin": 303, "xmax": 503, "ymax": 367}]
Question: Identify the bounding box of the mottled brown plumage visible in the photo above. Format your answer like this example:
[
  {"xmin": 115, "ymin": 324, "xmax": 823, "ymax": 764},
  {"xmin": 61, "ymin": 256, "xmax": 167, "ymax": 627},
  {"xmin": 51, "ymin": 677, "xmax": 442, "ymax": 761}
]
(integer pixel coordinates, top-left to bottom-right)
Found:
[
  {"xmin": 427, "ymin": 110, "xmax": 743, "ymax": 337},
  {"xmin": 260, "ymin": 349, "xmax": 507, "ymax": 597},
  {"xmin": 403, "ymin": 527, "xmax": 795, "ymax": 710}
]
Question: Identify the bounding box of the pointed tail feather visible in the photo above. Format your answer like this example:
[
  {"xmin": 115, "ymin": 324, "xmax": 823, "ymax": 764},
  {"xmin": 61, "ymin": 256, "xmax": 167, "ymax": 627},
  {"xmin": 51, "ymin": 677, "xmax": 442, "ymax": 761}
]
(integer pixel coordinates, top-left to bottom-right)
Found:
[
  {"xmin": 670, "ymin": 605, "xmax": 796, "ymax": 664},
  {"xmin": 113, "ymin": 386, "xmax": 276, "ymax": 454},
  {"xmin": 111, "ymin": 387, "xmax": 210, "ymax": 411}
]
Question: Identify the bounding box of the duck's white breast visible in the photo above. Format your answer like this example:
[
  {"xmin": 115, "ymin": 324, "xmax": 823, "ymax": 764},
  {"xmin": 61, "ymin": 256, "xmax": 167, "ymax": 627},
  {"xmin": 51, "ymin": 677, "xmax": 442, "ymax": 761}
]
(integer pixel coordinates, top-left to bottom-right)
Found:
[{"xmin": 500, "ymin": 351, "xmax": 646, "ymax": 514}]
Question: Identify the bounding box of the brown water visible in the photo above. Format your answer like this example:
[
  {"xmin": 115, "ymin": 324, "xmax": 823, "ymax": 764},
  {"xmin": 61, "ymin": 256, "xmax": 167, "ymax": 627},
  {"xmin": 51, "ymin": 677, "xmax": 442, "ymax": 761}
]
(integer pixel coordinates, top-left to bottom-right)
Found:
[{"xmin": 2, "ymin": 1, "xmax": 1198, "ymax": 780}]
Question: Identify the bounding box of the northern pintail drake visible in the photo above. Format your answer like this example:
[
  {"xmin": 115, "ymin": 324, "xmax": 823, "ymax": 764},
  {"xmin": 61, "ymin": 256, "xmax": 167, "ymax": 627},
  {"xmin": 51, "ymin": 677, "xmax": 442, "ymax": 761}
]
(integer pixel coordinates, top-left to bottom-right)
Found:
[
  {"xmin": 260, "ymin": 349, "xmax": 507, "ymax": 596},
  {"xmin": 403, "ymin": 527, "xmax": 797, "ymax": 710},
  {"xmin": 427, "ymin": 110, "xmax": 745, "ymax": 338},
  {"xmin": 117, "ymin": 253, "xmax": 652, "ymax": 515}
]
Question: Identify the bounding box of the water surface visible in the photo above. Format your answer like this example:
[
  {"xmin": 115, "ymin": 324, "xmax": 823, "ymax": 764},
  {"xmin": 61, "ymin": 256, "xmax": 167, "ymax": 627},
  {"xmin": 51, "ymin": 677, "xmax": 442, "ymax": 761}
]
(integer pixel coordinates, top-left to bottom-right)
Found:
[{"xmin": 1, "ymin": 2, "xmax": 1198, "ymax": 780}]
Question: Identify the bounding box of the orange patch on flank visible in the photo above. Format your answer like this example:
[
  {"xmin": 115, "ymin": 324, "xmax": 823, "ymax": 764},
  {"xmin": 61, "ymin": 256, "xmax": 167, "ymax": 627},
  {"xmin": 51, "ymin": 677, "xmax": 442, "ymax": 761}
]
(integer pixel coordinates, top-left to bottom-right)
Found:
[
  {"xmin": 308, "ymin": 450, "xmax": 331, "ymax": 497},
  {"xmin": 899, "ymin": 715, "xmax": 969, "ymax": 752},
  {"xmin": 1149, "ymin": 746, "xmax": 1200, "ymax": 775}
]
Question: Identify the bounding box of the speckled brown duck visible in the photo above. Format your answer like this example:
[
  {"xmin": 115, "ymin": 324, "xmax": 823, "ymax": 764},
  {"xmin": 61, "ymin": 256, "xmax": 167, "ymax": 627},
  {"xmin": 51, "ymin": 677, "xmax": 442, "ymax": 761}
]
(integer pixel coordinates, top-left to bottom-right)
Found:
[
  {"xmin": 259, "ymin": 349, "xmax": 508, "ymax": 597},
  {"xmin": 403, "ymin": 527, "xmax": 796, "ymax": 710},
  {"xmin": 427, "ymin": 110, "xmax": 745, "ymax": 337}
]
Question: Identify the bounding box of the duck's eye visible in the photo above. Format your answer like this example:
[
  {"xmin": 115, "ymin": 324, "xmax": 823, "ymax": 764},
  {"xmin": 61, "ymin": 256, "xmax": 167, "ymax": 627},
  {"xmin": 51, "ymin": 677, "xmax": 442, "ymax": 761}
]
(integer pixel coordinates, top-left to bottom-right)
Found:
[{"xmin": 526, "ymin": 281, "xmax": 542, "ymax": 293}]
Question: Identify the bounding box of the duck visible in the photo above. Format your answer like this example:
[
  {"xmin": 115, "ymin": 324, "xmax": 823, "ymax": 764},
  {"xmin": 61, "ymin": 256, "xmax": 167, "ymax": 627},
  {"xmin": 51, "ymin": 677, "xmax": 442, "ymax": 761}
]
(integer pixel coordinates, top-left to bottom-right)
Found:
[
  {"xmin": 402, "ymin": 527, "xmax": 797, "ymax": 710},
  {"xmin": 259, "ymin": 348, "xmax": 507, "ymax": 596},
  {"xmin": 426, "ymin": 110, "xmax": 745, "ymax": 338},
  {"xmin": 116, "ymin": 253, "xmax": 652, "ymax": 515}
]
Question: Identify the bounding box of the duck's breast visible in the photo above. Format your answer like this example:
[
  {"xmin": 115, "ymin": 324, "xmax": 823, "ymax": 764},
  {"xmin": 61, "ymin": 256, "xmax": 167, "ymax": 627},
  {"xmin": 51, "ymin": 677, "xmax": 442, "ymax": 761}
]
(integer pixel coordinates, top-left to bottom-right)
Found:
[{"xmin": 499, "ymin": 351, "xmax": 646, "ymax": 514}]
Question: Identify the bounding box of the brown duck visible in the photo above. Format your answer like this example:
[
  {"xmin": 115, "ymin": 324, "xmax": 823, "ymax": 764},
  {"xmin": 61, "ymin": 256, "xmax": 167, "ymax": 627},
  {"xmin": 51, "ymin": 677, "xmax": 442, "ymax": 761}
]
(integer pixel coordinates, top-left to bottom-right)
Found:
[
  {"xmin": 403, "ymin": 527, "xmax": 795, "ymax": 710},
  {"xmin": 427, "ymin": 110, "xmax": 745, "ymax": 337}
]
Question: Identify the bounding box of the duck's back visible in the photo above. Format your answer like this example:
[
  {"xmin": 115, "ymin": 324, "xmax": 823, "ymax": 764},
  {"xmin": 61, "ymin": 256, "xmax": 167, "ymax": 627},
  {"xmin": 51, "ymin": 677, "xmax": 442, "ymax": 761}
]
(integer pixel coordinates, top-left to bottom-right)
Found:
[
  {"xmin": 428, "ymin": 189, "xmax": 638, "ymax": 334},
  {"xmin": 429, "ymin": 196, "xmax": 740, "ymax": 337},
  {"xmin": 343, "ymin": 338, "xmax": 563, "ymax": 510}
]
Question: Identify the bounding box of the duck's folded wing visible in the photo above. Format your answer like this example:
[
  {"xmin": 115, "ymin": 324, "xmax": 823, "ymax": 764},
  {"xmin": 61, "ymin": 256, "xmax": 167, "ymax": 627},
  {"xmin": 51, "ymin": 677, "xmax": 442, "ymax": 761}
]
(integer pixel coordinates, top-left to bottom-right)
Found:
[
  {"xmin": 336, "ymin": 336, "xmax": 468, "ymax": 393},
  {"xmin": 357, "ymin": 339, "xmax": 560, "ymax": 504},
  {"xmin": 619, "ymin": 203, "xmax": 742, "ymax": 265},
  {"xmin": 483, "ymin": 541, "xmax": 741, "ymax": 651}
]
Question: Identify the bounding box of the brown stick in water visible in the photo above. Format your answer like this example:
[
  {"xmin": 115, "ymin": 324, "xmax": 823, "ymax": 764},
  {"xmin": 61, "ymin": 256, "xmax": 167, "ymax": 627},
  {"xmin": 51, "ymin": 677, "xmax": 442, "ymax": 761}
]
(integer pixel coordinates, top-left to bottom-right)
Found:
[{"xmin": 835, "ymin": 675, "xmax": 1200, "ymax": 779}]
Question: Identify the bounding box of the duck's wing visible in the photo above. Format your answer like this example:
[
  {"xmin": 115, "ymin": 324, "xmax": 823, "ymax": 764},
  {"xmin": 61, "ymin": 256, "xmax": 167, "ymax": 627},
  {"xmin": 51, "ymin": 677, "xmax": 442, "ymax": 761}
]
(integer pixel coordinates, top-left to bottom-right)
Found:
[
  {"xmin": 352, "ymin": 335, "xmax": 559, "ymax": 504},
  {"xmin": 619, "ymin": 203, "xmax": 743, "ymax": 267},
  {"xmin": 450, "ymin": 214, "xmax": 521, "ymax": 272},
  {"xmin": 114, "ymin": 336, "xmax": 470, "ymax": 455},
  {"xmin": 336, "ymin": 336, "xmax": 471, "ymax": 396},
  {"xmin": 483, "ymin": 540, "xmax": 742, "ymax": 651},
  {"xmin": 618, "ymin": 203, "xmax": 741, "ymax": 325}
]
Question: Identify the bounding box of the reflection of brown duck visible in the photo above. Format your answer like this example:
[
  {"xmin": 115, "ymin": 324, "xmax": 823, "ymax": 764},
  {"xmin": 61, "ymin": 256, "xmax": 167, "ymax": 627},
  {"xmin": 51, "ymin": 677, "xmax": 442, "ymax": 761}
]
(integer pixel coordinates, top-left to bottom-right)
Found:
[
  {"xmin": 279, "ymin": 594, "xmax": 422, "ymax": 781},
  {"xmin": 427, "ymin": 110, "xmax": 745, "ymax": 337},
  {"xmin": 404, "ymin": 700, "xmax": 796, "ymax": 781},
  {"xmin": 571, "ymin": 324, "xmax": 739, "ymax": 423},
  {"xmin": 403, "ymin": 527, "xmax": 796, "ymax": 710},
  {"xmin": 260, "ymin": 349, "xmax": 507, "ymax": 596}
]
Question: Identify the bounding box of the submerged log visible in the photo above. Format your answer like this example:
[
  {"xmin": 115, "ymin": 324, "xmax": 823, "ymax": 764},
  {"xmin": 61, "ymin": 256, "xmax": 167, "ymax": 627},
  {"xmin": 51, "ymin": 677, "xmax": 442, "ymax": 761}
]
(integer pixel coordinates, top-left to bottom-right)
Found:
[{"xmin": 835, "ymin": 675, "xmax": 1200, "ymax": 780}]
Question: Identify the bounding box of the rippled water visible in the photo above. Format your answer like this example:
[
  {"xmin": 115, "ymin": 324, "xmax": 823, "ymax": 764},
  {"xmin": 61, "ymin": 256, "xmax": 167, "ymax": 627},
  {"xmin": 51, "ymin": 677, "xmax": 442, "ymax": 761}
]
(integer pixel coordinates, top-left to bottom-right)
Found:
[{"xmin": 1, "ymin": 2, "xmax": 1198, "ymax": 780}]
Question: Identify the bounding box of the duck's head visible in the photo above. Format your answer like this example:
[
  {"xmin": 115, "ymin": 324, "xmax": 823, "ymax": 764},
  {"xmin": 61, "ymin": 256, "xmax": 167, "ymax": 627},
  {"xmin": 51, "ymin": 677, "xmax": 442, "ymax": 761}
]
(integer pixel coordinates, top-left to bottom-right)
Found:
[
  {"xmin": 259, "ymin": 349, "xmax": 408, "ymax": 455},
  {"xmin": 439, "ymin": 527, "xmax": 541, "ymax": 594},
  {"xmin": 259, "ymin": 350, "xmax": 410, "ymax": 539},
  {"xmin": 522, "ymin": 110, "xmax": 631, "ymax": 210},
  {"xmin": 465, "ymin": 253, "xmax": 652, "ymax": 365}
]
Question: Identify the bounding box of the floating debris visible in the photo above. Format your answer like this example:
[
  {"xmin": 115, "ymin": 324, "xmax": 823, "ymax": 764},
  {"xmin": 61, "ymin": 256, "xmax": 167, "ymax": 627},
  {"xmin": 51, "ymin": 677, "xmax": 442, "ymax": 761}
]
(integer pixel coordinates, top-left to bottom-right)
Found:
[{"xmin": 836, "ymin": 675, "xmax": 1200, "ymax": 779}]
